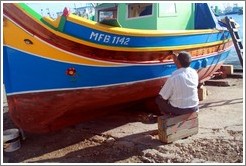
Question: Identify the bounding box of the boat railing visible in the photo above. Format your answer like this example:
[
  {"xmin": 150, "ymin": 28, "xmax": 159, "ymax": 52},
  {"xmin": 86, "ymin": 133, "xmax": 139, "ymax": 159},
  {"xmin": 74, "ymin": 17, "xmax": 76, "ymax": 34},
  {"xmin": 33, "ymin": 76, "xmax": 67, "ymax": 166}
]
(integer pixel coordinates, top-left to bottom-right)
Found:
[{"xmin": 42, "ymin": 15, "xmax": 62, "ymax": 29}]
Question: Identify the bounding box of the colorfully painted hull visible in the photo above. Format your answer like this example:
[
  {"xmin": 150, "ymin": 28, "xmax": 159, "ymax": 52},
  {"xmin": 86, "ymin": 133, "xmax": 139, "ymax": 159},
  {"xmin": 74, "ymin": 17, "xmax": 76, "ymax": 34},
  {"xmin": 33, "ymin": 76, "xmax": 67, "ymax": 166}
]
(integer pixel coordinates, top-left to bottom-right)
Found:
[{"xmin": 3, "ymin": 3, "xmax": 233, "ymax": 133}]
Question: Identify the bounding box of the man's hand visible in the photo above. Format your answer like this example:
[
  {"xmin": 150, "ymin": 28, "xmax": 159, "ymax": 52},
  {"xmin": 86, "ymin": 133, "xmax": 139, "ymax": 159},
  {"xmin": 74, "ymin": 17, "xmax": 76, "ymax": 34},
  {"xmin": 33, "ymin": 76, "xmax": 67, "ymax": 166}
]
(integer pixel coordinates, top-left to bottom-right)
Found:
[
  {"xmin": 171, "ymin": 52, "xmax": 179, "ymax": 66},
  {"xmin": 168, "ymin": 51, "xmax": 179, "ymax": 67},
  {"xmin": 171, "ymin": 53, "xmax": 178, "ymax": 60},
  {"xmin": 168, "ymin": 51, "xmax": 178, "ymax": 60}
]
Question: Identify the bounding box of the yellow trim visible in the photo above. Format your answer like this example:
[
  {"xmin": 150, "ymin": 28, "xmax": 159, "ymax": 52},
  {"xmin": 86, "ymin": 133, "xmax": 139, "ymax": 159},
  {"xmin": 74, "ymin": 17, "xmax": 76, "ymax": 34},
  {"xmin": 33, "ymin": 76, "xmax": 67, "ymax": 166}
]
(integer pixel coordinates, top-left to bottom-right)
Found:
[
  {"xmin": 42, "ymin": 16, "xmax": 62, "ymax": 28},
  {"xmin": 3, "ymin": 19, "xmax": 121, "ymax": 66},
  {"xmin": 14, "ymin": 4, "xmax": 229, "ymax": 52},
  {"xmin": 16, "ymin": 3, "xmax": 219, "ymax": 37},
  {"xmin": 67, "ymin": 14, "xmax": 219, "ymax": 37},
  {"xmin": 55, "ymin": 29, "xmax": 231, "ymax": 52}
]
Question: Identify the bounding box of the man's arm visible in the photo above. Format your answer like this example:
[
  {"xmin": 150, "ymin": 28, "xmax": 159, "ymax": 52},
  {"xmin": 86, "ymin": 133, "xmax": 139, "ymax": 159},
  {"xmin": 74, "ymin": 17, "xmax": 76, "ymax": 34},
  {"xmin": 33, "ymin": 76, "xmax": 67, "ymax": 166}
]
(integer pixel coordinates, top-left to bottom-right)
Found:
[
  {"xmin": 169, "ymin": 51, "xmax": 180, "ymax": 68},
  {"xmin": 171, "ymin": 52, "xmax": 178, "ymax": 66}
]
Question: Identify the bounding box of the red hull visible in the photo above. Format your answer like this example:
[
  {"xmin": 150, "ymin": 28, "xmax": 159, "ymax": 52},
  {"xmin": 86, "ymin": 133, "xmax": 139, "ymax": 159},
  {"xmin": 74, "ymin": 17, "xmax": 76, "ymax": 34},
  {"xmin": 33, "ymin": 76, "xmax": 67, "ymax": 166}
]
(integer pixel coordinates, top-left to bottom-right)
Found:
[
  {"xmin": 7, "ymin": 63, "xmax": 222, "ymax": 133},
  {"xmin": 7, "ymin": 78, "xmax": 165, "ymax": 133}
]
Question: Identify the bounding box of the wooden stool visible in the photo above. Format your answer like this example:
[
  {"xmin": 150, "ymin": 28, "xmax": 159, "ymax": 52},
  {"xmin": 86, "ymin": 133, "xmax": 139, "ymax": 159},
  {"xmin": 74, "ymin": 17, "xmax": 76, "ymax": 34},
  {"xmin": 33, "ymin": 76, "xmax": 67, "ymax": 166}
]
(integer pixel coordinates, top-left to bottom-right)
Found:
[
  {"xmin": 158, "ymin": 112, "xmax": 198, "ymax": 143},
  {"xmin": 198, "ymin": 85, "xmax": 207, "ymax": 101}
]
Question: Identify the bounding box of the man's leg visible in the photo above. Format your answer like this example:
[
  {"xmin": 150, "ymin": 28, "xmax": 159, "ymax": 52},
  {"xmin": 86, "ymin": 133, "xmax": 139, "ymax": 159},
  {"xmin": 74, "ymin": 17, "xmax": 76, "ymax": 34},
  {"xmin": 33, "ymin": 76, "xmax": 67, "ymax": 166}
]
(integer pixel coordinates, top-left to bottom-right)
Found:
[
  {"xmin": 155, "ymin": 95, "xmax": 172, "ymax": 115},
  {"xmin": 155, "ymin": 95, "xmax": 198, "ymax": 116},
  {"xmin": 167, "ymin": 105, "xmax": 199, "ymax": 116}
]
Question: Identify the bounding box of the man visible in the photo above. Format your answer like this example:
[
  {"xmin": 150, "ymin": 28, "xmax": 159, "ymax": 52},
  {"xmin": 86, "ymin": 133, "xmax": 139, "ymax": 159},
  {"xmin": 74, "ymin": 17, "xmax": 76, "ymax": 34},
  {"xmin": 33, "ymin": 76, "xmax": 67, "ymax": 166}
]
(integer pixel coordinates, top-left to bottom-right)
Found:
[{"xmin": 156, "ymin": 51, "xmax": 199, "ymax": 115}]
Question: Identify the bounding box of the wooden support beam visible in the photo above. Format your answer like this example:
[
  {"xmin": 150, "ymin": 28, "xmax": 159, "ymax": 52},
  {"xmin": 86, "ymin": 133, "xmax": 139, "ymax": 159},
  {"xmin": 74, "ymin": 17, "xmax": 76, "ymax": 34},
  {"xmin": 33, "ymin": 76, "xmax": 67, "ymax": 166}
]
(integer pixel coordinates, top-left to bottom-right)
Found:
[
  {"xmin": 205, "ymin": 80, "xmax": 230, "ymax": 86},
  {"xmin": 198, "ymin": 85, "xmax": 207, "ymax": 101},
  {"xmin": 221, "ymin": 65, "xmax": 234, "ymax": 75}
]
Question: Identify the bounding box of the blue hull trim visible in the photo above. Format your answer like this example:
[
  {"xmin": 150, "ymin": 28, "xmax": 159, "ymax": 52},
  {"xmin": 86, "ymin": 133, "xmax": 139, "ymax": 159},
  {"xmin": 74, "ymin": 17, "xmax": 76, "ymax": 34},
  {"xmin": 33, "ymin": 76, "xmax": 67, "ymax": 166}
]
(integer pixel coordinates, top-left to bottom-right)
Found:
[
  {"xmin": 63, "ymin": 21, "xmax": 230, "ymax": 48},
  {"xmin": 3, "ymin": 46, "xmax": 231, "ymax": 94}
]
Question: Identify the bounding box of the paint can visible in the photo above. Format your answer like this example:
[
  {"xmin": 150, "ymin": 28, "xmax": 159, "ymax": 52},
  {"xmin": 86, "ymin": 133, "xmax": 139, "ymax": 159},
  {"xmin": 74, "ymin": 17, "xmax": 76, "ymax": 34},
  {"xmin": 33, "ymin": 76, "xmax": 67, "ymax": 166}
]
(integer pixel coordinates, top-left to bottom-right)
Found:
[{"xmin": 3, "ymin": 128, "xmax": 21, "ymax": 152}]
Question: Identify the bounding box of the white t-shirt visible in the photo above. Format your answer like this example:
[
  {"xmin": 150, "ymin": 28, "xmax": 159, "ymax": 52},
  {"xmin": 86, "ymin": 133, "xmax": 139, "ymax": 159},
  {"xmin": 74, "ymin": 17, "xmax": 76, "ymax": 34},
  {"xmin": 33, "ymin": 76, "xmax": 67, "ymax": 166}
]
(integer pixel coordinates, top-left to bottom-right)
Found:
[{"xmin": 159, "ymin": 67, "xmax": 199, "ymax": 109}]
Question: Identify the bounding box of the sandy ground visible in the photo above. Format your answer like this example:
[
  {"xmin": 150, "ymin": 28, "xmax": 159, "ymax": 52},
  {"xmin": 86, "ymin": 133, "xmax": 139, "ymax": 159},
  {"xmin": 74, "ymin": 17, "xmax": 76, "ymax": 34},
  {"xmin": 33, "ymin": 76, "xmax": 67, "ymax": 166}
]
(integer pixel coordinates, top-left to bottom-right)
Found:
[{"xmin": 2, "ymin": 76, "xmax": 244, "ymax": 164}]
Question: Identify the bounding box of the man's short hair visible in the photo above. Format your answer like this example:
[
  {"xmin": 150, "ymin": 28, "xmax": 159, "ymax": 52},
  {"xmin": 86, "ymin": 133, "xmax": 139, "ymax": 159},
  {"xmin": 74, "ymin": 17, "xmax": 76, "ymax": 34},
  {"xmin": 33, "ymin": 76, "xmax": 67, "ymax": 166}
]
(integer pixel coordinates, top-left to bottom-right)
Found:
[{"xmin": 177, "ymin": 51, "xmax": 192, "ymax": 67}]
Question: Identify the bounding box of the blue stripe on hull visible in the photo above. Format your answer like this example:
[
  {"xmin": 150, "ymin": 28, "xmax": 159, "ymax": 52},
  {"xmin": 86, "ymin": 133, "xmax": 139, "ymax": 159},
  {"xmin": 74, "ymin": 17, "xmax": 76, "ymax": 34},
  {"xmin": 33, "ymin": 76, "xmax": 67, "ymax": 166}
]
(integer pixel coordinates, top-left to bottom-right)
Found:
[
  {"xmin": 3, "ymin": 46, "xmax": 231, "ymax": 94},
  {"xmin": 63, "ymin": 21, "xmax": 230, "ymax": 47}
]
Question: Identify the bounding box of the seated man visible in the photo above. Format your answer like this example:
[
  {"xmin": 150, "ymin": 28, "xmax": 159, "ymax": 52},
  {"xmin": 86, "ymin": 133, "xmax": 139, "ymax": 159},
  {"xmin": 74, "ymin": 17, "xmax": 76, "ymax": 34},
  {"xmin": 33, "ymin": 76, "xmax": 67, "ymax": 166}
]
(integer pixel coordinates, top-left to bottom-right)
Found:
[{"xmin": 156, "ymin": 51, "xmax": 199, "ymax": 116}]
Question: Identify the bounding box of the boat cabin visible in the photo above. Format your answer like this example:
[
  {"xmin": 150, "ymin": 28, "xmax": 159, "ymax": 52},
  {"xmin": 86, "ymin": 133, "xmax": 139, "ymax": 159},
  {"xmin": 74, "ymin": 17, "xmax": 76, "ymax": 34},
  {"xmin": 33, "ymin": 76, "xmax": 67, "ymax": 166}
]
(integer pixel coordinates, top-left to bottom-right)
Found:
[{"xmin": 94, "ymin": 3, "xmax": 220, "ymax": 30}]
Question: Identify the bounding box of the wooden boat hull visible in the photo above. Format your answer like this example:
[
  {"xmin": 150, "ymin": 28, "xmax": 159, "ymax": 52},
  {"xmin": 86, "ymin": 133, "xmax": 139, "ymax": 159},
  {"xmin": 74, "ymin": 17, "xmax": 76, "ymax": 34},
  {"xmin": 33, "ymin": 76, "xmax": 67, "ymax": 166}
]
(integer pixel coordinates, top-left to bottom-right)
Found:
[
  {"xmin": 7, "ymin": 78, "xmax": 164, "ymax": 133},
  {"xmin": 7, "ymin": 61, "xmax": 225, "ymax": 133},
  {"xmin": 4, "ymin": 45, "xmax": 231, "ymax": 133},
  {"xmin": 3, "ymin": 3, "xmax": 233, "ymax": 133}
]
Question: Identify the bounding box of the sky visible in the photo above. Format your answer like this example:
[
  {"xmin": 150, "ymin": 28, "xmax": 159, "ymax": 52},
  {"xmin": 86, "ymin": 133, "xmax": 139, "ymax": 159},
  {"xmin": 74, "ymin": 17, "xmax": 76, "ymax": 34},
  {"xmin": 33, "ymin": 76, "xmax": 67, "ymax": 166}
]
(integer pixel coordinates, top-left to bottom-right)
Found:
[
  {"xmin": 26, "ymin": 1, "xmax": 244, "ymax": 18},
  {"xmin": 26, "ymin": 2, "xmax": 90, "ymax": 17}
]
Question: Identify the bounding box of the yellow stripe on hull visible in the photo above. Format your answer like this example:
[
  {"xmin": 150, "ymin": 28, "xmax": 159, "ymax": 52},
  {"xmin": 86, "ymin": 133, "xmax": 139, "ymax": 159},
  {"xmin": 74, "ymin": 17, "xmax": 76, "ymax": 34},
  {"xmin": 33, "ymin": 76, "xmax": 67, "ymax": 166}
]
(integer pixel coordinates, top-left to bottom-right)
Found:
[
  {"xmin": 67, "ymin": 14, "xmax": 219, "ymax": 37},
  {"xmin": 15, "ymin": 3, "xmax": 219, "ymax": 37},
  {"xmin": 55, "ymin": 25, "xmax": 231, "ymax": 52},
  {"xmin": 14, "ymin": 4, "xmax": 228, "ymax": 52},
  {"xmin": 3, "ymin": 19, "xmax": 121, "ymax": 66}
]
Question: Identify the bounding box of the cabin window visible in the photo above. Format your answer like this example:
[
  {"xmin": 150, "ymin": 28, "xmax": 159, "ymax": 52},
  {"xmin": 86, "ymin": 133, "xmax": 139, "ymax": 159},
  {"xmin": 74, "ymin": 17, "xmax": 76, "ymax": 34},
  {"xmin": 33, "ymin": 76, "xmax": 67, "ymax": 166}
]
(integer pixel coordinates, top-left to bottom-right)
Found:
[
  {"xmin": 159, "ymin": 3, "xmax": 177, "ymax": 17},
  {"xmin": 98, "ymin": 7, "xmax": 118, "ymax": 22},
  {"xmin": 127, "ymin": 3, "xmax": 153, "ymax": 18},
  {"xmin": 98, "ymin": 11, "xmax": 114, "ymax": 21}
]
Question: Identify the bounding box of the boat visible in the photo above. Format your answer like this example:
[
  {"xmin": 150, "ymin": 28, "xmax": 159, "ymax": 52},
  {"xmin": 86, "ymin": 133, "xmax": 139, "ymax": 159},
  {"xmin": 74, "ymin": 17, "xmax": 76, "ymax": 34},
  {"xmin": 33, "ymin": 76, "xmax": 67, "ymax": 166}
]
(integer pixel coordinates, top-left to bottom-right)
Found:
[
  {"xmin": 224, "ymin": 3, "xmax": 243, "ymax": 15},
  {"xmin": 3, "ymin": 3, "xmax": 234, "ymax": 133},
  {"xmin": 238, "ymin": 8, "xmax": 243, "ymax": 15}
]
